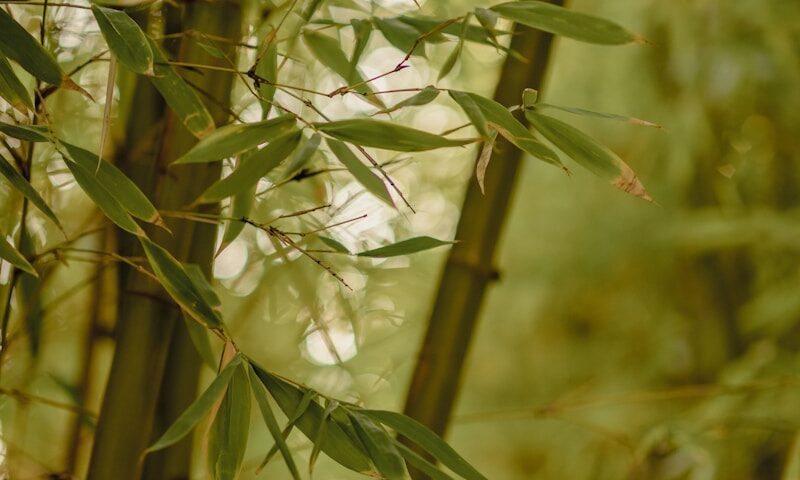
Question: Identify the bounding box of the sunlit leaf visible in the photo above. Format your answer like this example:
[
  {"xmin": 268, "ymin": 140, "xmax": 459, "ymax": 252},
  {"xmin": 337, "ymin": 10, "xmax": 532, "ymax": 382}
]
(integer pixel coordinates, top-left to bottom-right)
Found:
[
  {"xmin": 327, "ymin": 139, "xmax": 393, "ymax": 207},
  {"xmin": 315, "ymin": 119, "xmax": 473, "ymax": 152},
  {"xmin": 0, "ymin": 152, "xmax": 62, "ymax": 231},
  {"xmin": 139, "ymin": 238, "xmax": 223, "ymax": 328},
  {"xmin": 532, "ymin": 103, "xmax": 661, "ymax": 128},
  {"xmin": 349, "ymin": 19, "xmax": 373, "ymax": 82},
  {"xmin": 490, "ymin": 1, "xmax": 639, "ymax": 45},
  {"xmin": 281, "ymin": 133, "xmax": 321, "ymax": 181},
  {"xmin": 91, "ymin": 5, "xmax": 154, "ymax": 75},
  {"xmin": 0, "ymin": 56, "xmax": 33, "ymax": 114},
  {"xmin": 0, "ymin": 235, "xmax": 36, "ymax": 277},
  {"xmin": 374, "ymin": 86, "xmax": 439, "ymax": 116},
  {"xmin": 525, "ymin": 111, "xmax": 652, "ymax": 201},
  {"xmin": 196, "ymin": 129, "xmax": 301, "ymax": 204},
  {"xmin": 348, "ymin": 411, "xmax": 407, "ymax": 480},
  {"xmin": 0, "ymin": 8, "xmax": 64, "ymax": 86},
  {"xmin": 174, "ymin": 114, "xmax": 296, "ymax": 164},
  {"xmin": 146, "ymin": 37, "xmax": 215, "ymax": 139},
  {"xmin": 357, "ymin": 236, "xmax": 454, "ymax": 258},
  {"xmin": 146, "ymin": 355, "xmax": 242, "ymax": 453},
  {"xmin": 438, "ymin": 15, "xmax": 470, "ymax": 81},
  {"xmin": 448, "ymin": 90, "xmax": 489, "ymax": 137},
  {"xmin": 362, "ymin": 409, "xmax": 487, "ymax": 480},
  {"xmin": 255, "ymin": 43, "xmax": 278, "ymax": 119},
  {"xmin": 0, "ymin": 122, "xmax": 50, "ymax": 142},
  {"xmin": 208, "ymin": 362, "xmax": 250, "ymax": 480}
]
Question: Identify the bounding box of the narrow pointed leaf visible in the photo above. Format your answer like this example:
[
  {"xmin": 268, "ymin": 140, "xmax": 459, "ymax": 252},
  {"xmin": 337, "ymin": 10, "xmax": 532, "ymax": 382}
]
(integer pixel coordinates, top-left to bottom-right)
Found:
[
  {"xmin": 255, "ymin": 43, "xmax": 278, "ymax": 119},
  {"xmin": 184, "ymin": 264, "xmax": 221, "ymax": 307},
  {"xmin": 175, "ymin": 114, "xmax": 296, "ymax": 164},
  {"xmin": 218, "ymin": 187, "xmax": 253, "ymax": 256},
  {"xmin": 373, "ymin": 17, "xmax": 425, "ymax": 56},
  {"xmin": 0, "ymin": 153, "xmax": 62, "ymax": 230},
  {"xmin": 374, "ymin": 86, "xmax": 439, "ymax": 116},
  {"xmin": 327, "ymin": 139, "xmax": 393, "ymax": 207},
  {"xmin": 319, "ymin": 236, "xmax": 350, "ymax": 254},
  {"xmin": 0, "ymin": 8, "xmax": 64, "ymax": 86},
  {"xmin": 196, "ymin": 129, "xmax": 301, "ymax": 204},
  {"xmin": 146, "ymin": 37, "xmax": 215, "ymax": 139},
  {"xmin": 348, "ymin": 411, "xmax": 407, "ymax": 480},
  {"xmin": 448, "ymin": 90, "xmax": 489, "ymax": 137},
  {"xmin": 310, "ymin": 400, "xmax": 338, "ymax": 477},
  {"xmin": 533, "ymin": 103, "xmax": 661, "ymax": 128},
  {"xmin": 208, "ymin": 363, "xmax": 250, "ymax": 480},
  {"xmin": 0, "ymin": 122, "xmax": 50, "ymax": 142},
  {"xmin": 91, "ymin": 5, "xmax": 154, "ymax": 74},
  {"xmin": 146, "ymin": 355, "xmax": 242, "ymax": 453},
  {"xmin": 357, "ymin": 236, "xmax": 454, "ymax": 258},
  {"xmin": 0, "ymin": 56, "xmax": 33, "ymax": 114},
  {"xmin": 140, "ymin": 238, "xmax": 223, "ymax": 328},
  {"xmin": 476, "ymin": 129, "xmax": 498, "ymax": 194},
  {"xmin": 315, "ymin": 119, "xmax": 472, "ymax": 152},
  {"xmin": 349, "ymin": 19, "xmax": 373, "ymax": 82},
  {"xmin": 281, "ymin": 133, "xmax": 321, "ymax": 181},
  {"xmin": 474, "ymin": 7, "xmax": 501, "ymax": 47},
  {"xmin": 398, "ymin": 15, "xmax": 507, "ymax": 47},
  {"xmin": 438, "ymin": 15, "xmax": 470, "ymax": 81},
  {"xmin": 394, "ymin": 441, "xmax": 454, "ymax": 480},
  {"xmin": 490, "ymin": 1, "xmax": 639, "ymax": 45},
  {"xmin": 0, "ymin": 236, "xmax": 36, "ymax": 277},
  {"xmin": 184, "ymin": 315, "xmax": 217, "ymax": 369},
  {"xmin": 362, "ymin": 409, "xmax": 486, "ymax": 480},
  {"xmin": 525, "ymin": 111, "xmax": 652, "ymax": 201}
]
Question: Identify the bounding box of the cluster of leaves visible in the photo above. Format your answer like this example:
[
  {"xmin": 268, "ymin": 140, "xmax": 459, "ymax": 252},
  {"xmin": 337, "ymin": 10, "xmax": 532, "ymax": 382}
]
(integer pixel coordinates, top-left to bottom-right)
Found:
[{"xmin": 0, "ymin": 1, "xmax": 659, "ymax": 478}]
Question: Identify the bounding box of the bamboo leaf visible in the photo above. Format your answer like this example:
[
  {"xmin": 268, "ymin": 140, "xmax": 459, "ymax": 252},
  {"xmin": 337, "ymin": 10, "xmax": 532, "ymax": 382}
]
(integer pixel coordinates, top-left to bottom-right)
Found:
[
  {"xmin": 0, "ymin": 235, "xmax": 36, "ymax": 277},
  {"xmin": 362, "ymin": 409, "xmax": 486, "ymax": 480},
  {"xmin": 310, "ymin": 399, "xmax": 338, "ymax": 477},
  {"xmin": 525, "ymin": 111, "xmax": 652, "ymax": 201},
  {"xmin": 146, "ymin": 37, "xmax": 215, "ymax": 139},
  {"xmin": 61, "ymin": 142, "xmax": 166, "ymax": 228},
  {"xmin": 348, "ymin": 411, "xmax": 407, "ymax": 480},
  {"xmin": 532, "ymin": 103, "xmax": 662, "ymax": 128},
  {"xmin": 175, "ymin": 114, "xmax": 296, "ymax": 164},
  {"xmin": 319, "ymin": 236, "xmax": 350, "ymax": 254},
  {"xmin": 473, "ymin": 8, "xmax": 501, "ymax": 47},
  {"xmin": 0, "ymin": 122, "xmax": 50, "ymax": 142},
  {"xmin": 0, "ymin": 153, "xmax": 62, "ymax": 231},
  {"xmin": 327, "ymin": 139, "xmax": 393, "ymax": 207},
  {"xmin": 217, "ymin": 186, "xmax": 253, "ymax": 256},
  {"xmin": 0, "ymin": 8, "xmax": 64, "ymax": 86},
  {"xmin": 184, "ymin": 315, "xmax": 217, "ymax": 369},
  {"xmin": 438, "ymin": 15, "xmax": 470, "ymax": 81},
  {"xmin": 184, "ymin": 264, "xmax": 221, "ymax": 308},
  {"xmin": 349, "ymin": 19, "xmax": 373, "ymax": 82},
  {"xmin": 397, "ymin": 15, "xmax": 507, "ymax": 47},
  {"xmin": 208, "ymin": 362, "xmax": 251, "ymax": 480},
  {"xmin": 196, "ymin": 129, "xmax": 301, "ymax": 204},
  {"xmin": 0, "ymin": 56, "xmax": 33, "ymax": 114},
  {"xmin": 315, "ymin": 119, "xmax": 473, "ymax": 152},
  {"xmin": 476, "ymin": 129, "xmax": 498, "ymax": 194},
  {"xmin": 281, "ymin": 133, "xmax": 321, "ymax": 181},
  {"xmin": 394, "ymin": 441, "xmax": 454, "ymax": 480},
  {"xmin": 139, "ymin": 238, "xmax": 223, "ymax": 328},
  {"xmin": 373, "ymin": 17, "xmax": 425, "ymax": 56},
  {"xmin": 255, "ymin": 43, "xmax": 278, "ymax": 119},
  {"xmin": 490, "ymin": 1, "xmax": 639, "ymax": 45},
  {"xmin": 91, "ymin": 5, "xmax": 154, "ymax": 75},
  {"xmin": 357, "ymin": 236, "xmax": 454, "ymax": 258},
  {"xmin": 374, "ymin": 86, "xmax": 440, "ymax": 116},
  {"xmin": 247, "ymin": 364, "xmax": 301, "ymax": 480},
  {"xmin": 145, "ymin": 355, "xmax": 242, "ymax": 454},
  {"xmin": 448, "ymin": 90, "xmax": 489, "ymax": 137}
]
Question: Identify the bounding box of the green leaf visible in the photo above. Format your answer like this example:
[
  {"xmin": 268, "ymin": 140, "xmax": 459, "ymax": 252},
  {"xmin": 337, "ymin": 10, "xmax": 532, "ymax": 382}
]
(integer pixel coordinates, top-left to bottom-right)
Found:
[
  {"xmin": 397, "ymin": 15, "xmax": 507, "ymax": 47},
  {"xmin": 139, "ymin": 238, "xmax": 223, "ymax": 328},
  {"xmin": 196, "ymin": 129, "xmax": 301, "ymax": 204},
  {"xmin": 208, "ymin": 362, "xmax": 250, "ymax": 480},
  {"xmin": 252, "ymin": 365, "xmax": 372, "ymax": 474},
  {"xmin": 349, "ymin": 19, "xmax": 373, "ymax": 82},
  {"xmin": 448, "ymin": 90, "xmax": 489, "ymax": 137},
  {"xmin": 362, "ymin": 409, "xmax": 486, "ymax": 480},
  {"xmin": 281, "ymin": 133, "xmax": 321, "ymax": 181},
  {"xmin": 0, "ymin": 8, "xmax": 64, "ymax": 86},
  {"xmin": 175, "ymin": 114, "xmax": 296, "ymax": 164},
  {"xmin": 531, "ymin": 103, "xmax": 661, "ymax": 128},
  {"xmin": 319, "ymin": 236, "xmax": 350, "ymax": 254},
  {"xmin": 310, "ymin": 400, "xmax": 338, "ymax": 477},
  {"xmin": 63, "ymin": 157, "xmax": 144, "ymax": 236},
  {"xmin": 184, "ymin": 264, "xmax": 221, "ymax": 308},
  {"xmin": 525, "ymin": 111, "xmax": 652, "ymax": 201},
  {"xmin": 0, "ymin": 122, "xmax": 50, "ymax": 142},
  {"xmin": 184, "ymin": 315, "xmax": 217, "ymax": 370},
  {"xmin": 91, "ymin": 5, "xmax": 154, "ymax": 75},
  {"xmin": 0, "ymin": 235, "xmax": 36, "ymax": 277},
  {"xmin": 373, "ymin": 17, "xmax": 425, "ymax": 56},
  {"xmin": 217, "ymin": 186, "xmax": 253, "ymax": 256},
  {"xmin": 258, "ymin": 388, "xmax": 316, "ymax": 470},
  {"xmin": 255, "ymin": 43, "xmax": 278, "ymax": 119},
  {"xmin": 0, "ymin": 153, "xmax": 62, "ymax": 231},
  {"xmin": 146, "ymin": 355, "xmax": 242, "ymax": 453},
  {"xmin": 374, "ymin": 86, "xmax": 440, "ymax": 116},
  {"xmin": 247, "ymin": 364, "xmax": 301, "ymax": 480},
  {"xmin": 315, "ymin": 119, "xmax": 473, "ymax": 152},
  {"xmin": 327, "ymin": 139, "xmax": 393, "ymax": 207},
  {"xmin": 146, "ymin": 37, "xmax": 215, "ymax": 139},
  {"xmin": 0, "ymin": 56, "xmax": 33, "ymax": 114},
  {"xmin": 474, "ymin": 7, "xmax": 501, "ymax": 47},
  {"xmin": 476, "ymin": 129, "xmax": 498, "ymax": 194},
  {"xmin": 438, "ymin": 15, "xmax": 470, "ymax": 81},
  {"xmin": 348, "ymin": 411, "xmax": 407, "ymax": 480},
  {"xmin": 357, "ymin": 236, "xmax": 454, "ymax": 258},
  {"xmin": 490, "ymin": 1, "xmax": 639, "ymax": 45},
  {"xmin": 522, "ymin": 88, "xmax": 539, "ymax": 108},
  {"xmin": 394, "ymin": 441, "xmax": 454, "ymax": 480},
  {"xmin": 61, "ymin": 142, "xmax": 165, "ymax": 227}
]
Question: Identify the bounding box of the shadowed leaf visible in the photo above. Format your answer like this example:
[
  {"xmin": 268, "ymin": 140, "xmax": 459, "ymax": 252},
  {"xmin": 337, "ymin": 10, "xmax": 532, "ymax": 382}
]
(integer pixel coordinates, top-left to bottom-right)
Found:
[
  {"xmin": 91, "ymin": 5, "xmax": 154, "ymax": 74},
  {"xmin": 0, "ymin": 235, "xmax": 36, "ymax": 277},
  {"xmin": 0, "ymin": 56, "xmax": 33, "ymax": 114},
  {"xmin": 208, "ymin": 362, "xmax": 250, "ymax": 480},
  {"xmin": 255, "ymin": 43, "xmax": 278, "ymax": 119},
  {"xmin": 374, "ymin": 86, "xmax": 439, "ymax": 116},
  {"xmin": 0, "ymin": 152, "xmax": 62, "ymax": 231},
  {"xmin": 533, "ymin": 103, "xmax": 662, "ymax": 128},
  {"xmin": 0, "ymin": 122, "xmax": 50, "ymax": 142},
  {"xmin": 0, "ymin": 8, "xmax": 64, "ymax": 86},
  {"xmin": 348, "ymin": 411, "xmax": 407, "ymax": 480},
  {"xmin": 315, "ymin": 119, "xmax": 473, "ymax": 152},
  {"xmin": 357, "ymin": 236, "xmax": 454, "ymax": 258}
]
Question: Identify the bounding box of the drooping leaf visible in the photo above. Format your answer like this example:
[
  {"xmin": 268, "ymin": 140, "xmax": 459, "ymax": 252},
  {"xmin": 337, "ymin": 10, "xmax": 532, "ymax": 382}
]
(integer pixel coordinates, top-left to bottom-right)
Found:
[
  {"xmin": 0, "ymin": 122, "xmax": 50, "ymax": 142},
  {"xmin": 348, "ymin": 411, "xmax": 407, "ymax": 480},
  {"xmin": 438, "ymin": 15, "xmax": 470, "ymax": 81},
  {"xmin": 61, "ymin": 142, "xmax": 165, "ymax": 227},
  {"xmin": 327, "ymin": 139, "xmax": 393, "ymax": 207},
  {"xmin": 490, "ymin": 1, "xmax": 639, "ymax": 45},
  {"xmin": 0, "ymin": 235, "xmax": 36, "ymax": 277},
  {"xmin": 146, "ymin": 355, "xmax": 242, "ymax": 453},
  {"xmin": 91, "ymin": 5, "xmax": 154, "ymax": 75},
  {"xmin": 184, "ymin": 315, "xmax": 217, "ymax": 369},
  {"xmin": 255, "ymin": 43, "xmax": 278, "ymax": 119},
  {"xmin": 208, "ymin": 362, "xmax": 250, "ymax": 480},
  {"xmin": 0, "ymin": 8, "xmax": 64, "ymax": 86},
  {"xmin": 174, "ymin": 114, "xmax": 296, "ymax": 164},
  {"xmin": 394, "ymin": 441, "xmax": 454, "ymax": 480},
  {"xmin": 357, "ymin": 236, "xmax": 454, "ymax": 258},
  {"xmin": 0, "ymin": 56, "xmax": 33, "ymax": 114},
  {"xmin": 362, "ymin": 409, "xmax": 487, "ymax": 480},
  {"xmin": 281, "ymin": 133, "xmax": 321, "ymax": 181},
  {"xmin": 448, "ymin": 90, "xmax": 489, "ymax": 137},
  {"xmin": 217, "ymin": 186, "xmax": 254, "ymax": 256},
  {"xmin": 258, "ymin": 388, "xmax": 316, "ymax": 471},
  {"xmin": 146, "ymin": 37, "xmax": 215, "ymax": 139},
  {"xmin": 139, "ymin": 238, "xmax": 223, "ymax": 328},
  {"xmin": 184, "ymin": 263, "xmax": 221, "ymax": 307},
  {"xmin": 196, "ymin": 129, "xmax": 301, "ymax": 204},
  {"xmin": 476, "ymin": 129, "xmax": 498, "ymax": 194},
  {"xmin": 531, "ymin": 103, "xmax": 662, "ymax": 128},
  {"xmin": 252, "ymin": 365, "xmax": 372, "ymax": 473},
  {"xmin": 397, "ymin": 15, "xmax": 508, "ymax": 47},
  {"xmin": 0, "ymin": 153, "xmax": 62, "ymax": 231},
  {"xmin": 310, "ymin": 399, "xmax": 339, "ymax": 477},
  {"xmin": 373, "ymin": 17, "xmax": 425, "ymax": 56},
  {"xmin": 247, "ymin": 364, "xmax": 301, "ymax": 480},
  {"xmin": 474, "ymin": 7, "xmax": 501, "ymax": 47},
  {"xmin": 374, "ymin": 86, "xmax": 440, "ymax": 116},
  {"xmin": 319, "ymin": 236, "xmax": 350, "ymax": 254},
  {"xmin": 315, "ymin": 119, "xmax": 473, "ymax": 152},
  {"xmin": 349, "ymin": 19, "xmax": 373, "ymax": 82},
  {"xmin": 525, "ymin": 111, "xmax": 652, "ymax": 201}
]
